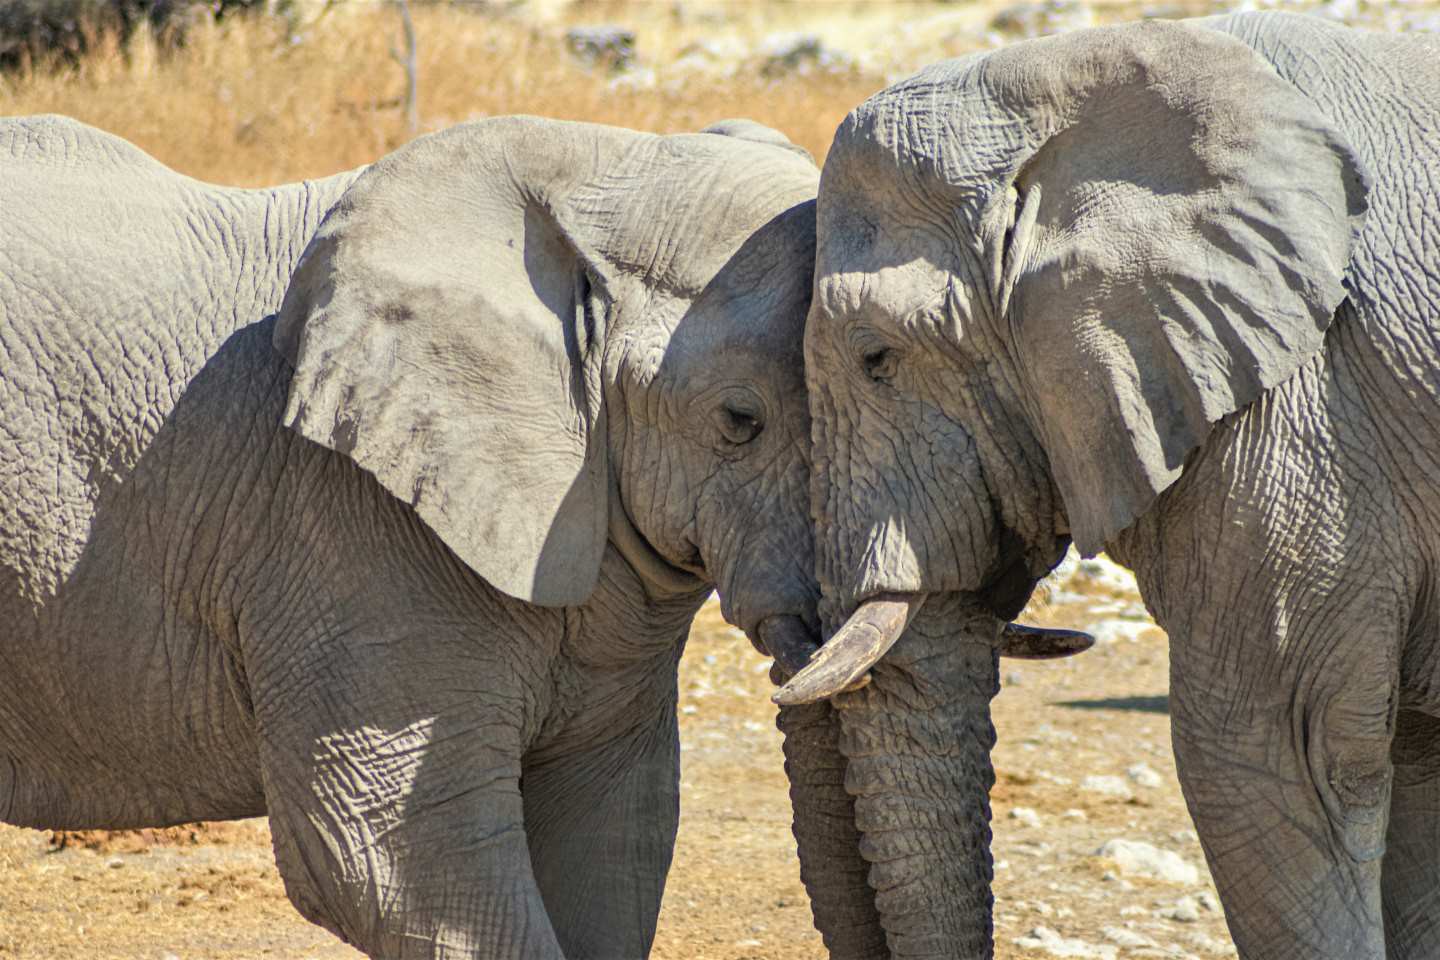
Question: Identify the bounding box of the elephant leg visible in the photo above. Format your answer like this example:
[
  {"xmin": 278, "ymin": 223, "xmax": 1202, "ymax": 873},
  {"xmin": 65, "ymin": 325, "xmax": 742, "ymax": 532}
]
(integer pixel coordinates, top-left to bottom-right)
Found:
[
  {"xmin": 250, "ymin": 624, "xmax": 563, "ymax": 959},
  {"xmin": 522, "ymin": 693, "xmax": 681, "ymax": 960},
  {"xmin": 1383, "ymin": 708, "xmax": 1440, "ymax": 959},
  {"xmin": 1168, "ymin": 604, "xmax": 1400, "ymax": 960}
]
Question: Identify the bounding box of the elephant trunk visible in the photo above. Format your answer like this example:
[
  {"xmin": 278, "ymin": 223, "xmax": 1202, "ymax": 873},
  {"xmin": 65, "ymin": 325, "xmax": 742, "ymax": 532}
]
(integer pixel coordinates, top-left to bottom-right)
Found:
[
  {"xmin": 833, "ymin": 596, "xmax": 1001, "ymax": 959},
  {"xmin": 761, "ymin": 616, "xmax": 888, "ymax": 959},
  {"xmin": 776, "ymin": 696, "xmax": 890, "ymax": 960}
]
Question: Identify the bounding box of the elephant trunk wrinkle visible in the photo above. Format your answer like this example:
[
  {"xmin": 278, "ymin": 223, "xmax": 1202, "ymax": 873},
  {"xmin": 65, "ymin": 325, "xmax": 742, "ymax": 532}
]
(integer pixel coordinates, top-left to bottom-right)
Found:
[
  {"xmin": 832, "ymin": 600, "xmax": 1001, "ymax": 959},
  {"xmin": 775, "ymin": 679, "xmax": 889, "ymax": 960}
]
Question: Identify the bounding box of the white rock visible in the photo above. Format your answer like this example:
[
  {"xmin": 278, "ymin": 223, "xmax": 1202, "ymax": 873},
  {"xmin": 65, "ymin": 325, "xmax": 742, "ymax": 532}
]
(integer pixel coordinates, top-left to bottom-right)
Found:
[
  {"xmin": 1160, "ymin": 895, "xmax": 1202, "ymax": 922},
  {"xmin": 1095, "ymin": 839, "xmax": 1201, "ymax": 885},
  {"xmin": 1102, "ymin": 926, "xmax": 1156, "ymax": 949},
  {"xmin": 1127, "ymin": 762, "xmax": 1164, "ymax": 788},
  {"xmin": 1185, "ymin": 930, "xmax": 1237, "ymax": 955},
  {"xmin": 1005, "ymin": 670, "xmax": 1025, "ymax": 686},
  {"xmin": 1062, "ymin": 808, "xmax": 1088, "ymax": 821},
  {"xmin": 1197, "ymin": 891, "xmax": 1221, "ymax": 912},
  {"xmin": 1081, "ymin": 775, "xmax": 1134, "ymax": 801},
  {"xmin": 1010, "ymin": 807, "xmax": 1043, "ymax": 827},
  {"xmin": 1013, "ymin": 926, "xmax": 1118, "ymax": 959}
]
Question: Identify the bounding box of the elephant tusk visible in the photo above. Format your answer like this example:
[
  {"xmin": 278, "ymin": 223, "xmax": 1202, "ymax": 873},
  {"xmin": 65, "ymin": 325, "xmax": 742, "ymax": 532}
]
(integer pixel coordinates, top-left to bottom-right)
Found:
[
  {"xmin": 757, "ymin": 615, "xmax": 821, "ymax": 678},
  {"xmin": 771, "ymin": 595, "xmax": 924, "ymax": 706},
  {"xmin": 999, "ymin": 622, "xmax": 1095, "ymax": 659}
]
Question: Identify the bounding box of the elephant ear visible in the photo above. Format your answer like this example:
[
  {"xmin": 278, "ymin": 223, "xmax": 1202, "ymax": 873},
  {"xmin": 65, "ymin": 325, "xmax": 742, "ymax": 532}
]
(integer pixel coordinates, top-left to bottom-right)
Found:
[
  {"xmin": 993, "ymin": 20, "xmax": 1369, "ymax": 555},
  {"xmin": 274, "ymin": 121, "xmax": 611, "ymax": 606}
]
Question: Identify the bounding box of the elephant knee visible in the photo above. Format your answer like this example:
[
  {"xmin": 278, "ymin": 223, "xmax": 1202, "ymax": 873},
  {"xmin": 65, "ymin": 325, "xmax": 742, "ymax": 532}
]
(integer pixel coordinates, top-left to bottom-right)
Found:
[{"xmin": 1309, "ymin": 697, "xmax": 1396, "ymax": 864}]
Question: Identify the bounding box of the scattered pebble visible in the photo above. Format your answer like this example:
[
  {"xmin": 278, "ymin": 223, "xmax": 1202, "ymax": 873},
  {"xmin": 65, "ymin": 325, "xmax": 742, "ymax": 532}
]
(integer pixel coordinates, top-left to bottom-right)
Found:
[
  {"xmin": 1160, "ymin": 895, "xmax": 1202, "ymax": 922},
  {"xmin": 1127, "ymin": 762, "xmax": 1164, "ymax": 788},
  {"xmin": 1013, "ymin": 925, "xmax": 1118, "ymax": 959},
  {"xmin": 1094, "ymin": 839, "xmax": 1201, "ymax": 885},
  {"xmin": 1081, "ymin": 775, "xmax": 1134, "ymax": 801},
  {"xmin": 1010, "ymin": 807, "xmax": 1043, "ymax": 827},
  {"xmin": 1102, "ymin": 926, "xmax": 1156, "ymax": 949}
]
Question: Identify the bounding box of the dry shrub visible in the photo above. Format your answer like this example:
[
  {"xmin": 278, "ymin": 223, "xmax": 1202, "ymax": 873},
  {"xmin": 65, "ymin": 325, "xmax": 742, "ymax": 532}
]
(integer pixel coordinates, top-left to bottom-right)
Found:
[{"xmin": 0, "ymin": 4, "xmax": 883, "ymax": 185}]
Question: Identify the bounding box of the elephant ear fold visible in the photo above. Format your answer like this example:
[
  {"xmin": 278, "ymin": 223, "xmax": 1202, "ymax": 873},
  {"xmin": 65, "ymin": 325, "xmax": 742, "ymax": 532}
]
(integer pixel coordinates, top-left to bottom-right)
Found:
[
  {"xmin": 1000, "ymin": 20, "xmax": 1369, "ymax": 556},
  {"xmin": 274, "ymin": 123, "xmax": 610, "ymax": 606}
]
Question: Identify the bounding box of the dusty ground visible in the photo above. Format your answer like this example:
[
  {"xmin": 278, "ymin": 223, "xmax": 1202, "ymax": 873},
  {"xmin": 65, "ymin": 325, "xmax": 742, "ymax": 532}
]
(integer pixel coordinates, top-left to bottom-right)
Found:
[{"xmin": 0, "ymin": 557, "xmax": 1229, "ymax": 960}]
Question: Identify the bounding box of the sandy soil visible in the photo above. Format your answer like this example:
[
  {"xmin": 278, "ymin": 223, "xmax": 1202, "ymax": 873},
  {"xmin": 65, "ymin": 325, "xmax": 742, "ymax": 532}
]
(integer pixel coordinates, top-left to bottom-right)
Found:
[{"xmin": 0, "ymin": 557, "xmax": 1233, "ymax": 960}]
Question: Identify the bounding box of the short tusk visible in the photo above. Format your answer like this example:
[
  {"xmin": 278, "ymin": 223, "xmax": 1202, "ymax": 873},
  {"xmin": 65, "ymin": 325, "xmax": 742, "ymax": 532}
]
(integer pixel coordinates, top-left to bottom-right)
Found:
[
  {"xmin": 999, "ymin": 622, "xmax": 1095, "ymax": 659},
  {"xmin": 757, "ymin": 615, "xmax": 821, "ymax": 678},
  {"xmin": 772, "ymin": 595, "xmax": 924, "ymax": 706}
]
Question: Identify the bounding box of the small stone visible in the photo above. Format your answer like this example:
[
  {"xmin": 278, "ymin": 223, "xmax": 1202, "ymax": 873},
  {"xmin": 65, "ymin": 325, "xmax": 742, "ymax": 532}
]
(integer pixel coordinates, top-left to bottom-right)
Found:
[
  {"xmin": 1160, "ymin": 896, "xmax": 1201, "ymax": 922},
  {"xmin": 1102, "ymin": 926, "xmax": 1155, "ymax": 949},
  {"xmin": 1127, "ymin": 762, "xmax": 1164, "ymax": 788},
  {"xmin": 1013, "ymin": 925, "xmax": 1118, "ymax": 959},
  {"xmin": 1062, "ymin": 808, "xmax": 1088, "ymax": 821},
  {"xmin": 1094, "ymin": 839, "xmax": 1201, "ymax": 885},
  {"xmin": 1006, "ymin": 670, "xmax": 1025, "ymax": 686},
  {"xmin": 1197, "ymin": 891, "xmax": 1221, "ymax": 913},
  {"xmin": 1185, "ymin": 930, "xmax": 1236, "ymax": 955},
  {"xmin": 105, "ymin": 857, "xmax": 124, "ymax": 869},
  {"xmin": 1081, "ymin": 775, "xmax": 1134, "ymax": 801},
  {"xmin": 1010, "ymin": 807, "xmax": 1042, "ymax": 827}
]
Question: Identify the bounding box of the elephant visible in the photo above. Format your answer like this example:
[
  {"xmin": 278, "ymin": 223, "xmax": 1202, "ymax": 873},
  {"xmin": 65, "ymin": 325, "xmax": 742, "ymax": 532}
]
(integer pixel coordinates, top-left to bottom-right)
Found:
[
  {"xmin": 784, "ymin": 11, "xmax": 1440, "ymax": 960},
  {"xmin": 0, "ymin": 112, "xmax": 829, "ymax": 959}
]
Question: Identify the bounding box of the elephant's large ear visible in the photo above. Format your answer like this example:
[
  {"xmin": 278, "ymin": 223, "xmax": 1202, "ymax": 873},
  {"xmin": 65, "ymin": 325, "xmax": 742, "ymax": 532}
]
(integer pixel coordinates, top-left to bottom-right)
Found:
[
  {"xmin": 274, "ymin": 121, "xmax": 611, "ymax": 606},
  {"xmin": 992, "ymin": 20, "xmax": 1368, "ymax": 555}
]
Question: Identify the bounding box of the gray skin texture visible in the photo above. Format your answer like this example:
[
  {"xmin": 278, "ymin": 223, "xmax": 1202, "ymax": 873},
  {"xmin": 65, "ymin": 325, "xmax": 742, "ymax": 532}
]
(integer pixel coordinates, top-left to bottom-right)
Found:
[
  {"xmin": 805, "ymin": 12, "xmax": 1440, "ymax": 960},
  {"xmin": 0, "ymin": 114, "xmax": 822, "ymax": 959}
]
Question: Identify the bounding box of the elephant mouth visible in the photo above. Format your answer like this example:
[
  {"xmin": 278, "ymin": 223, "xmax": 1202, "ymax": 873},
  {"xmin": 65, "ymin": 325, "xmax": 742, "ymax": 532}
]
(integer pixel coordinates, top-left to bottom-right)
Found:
[{"xmin": 771, "ymin": 592, "xmax": 1094, "ymax": 705}]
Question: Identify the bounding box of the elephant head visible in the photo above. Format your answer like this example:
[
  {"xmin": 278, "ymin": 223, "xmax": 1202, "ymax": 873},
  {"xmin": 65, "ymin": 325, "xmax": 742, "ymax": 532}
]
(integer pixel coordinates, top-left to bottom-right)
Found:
[
  {"xmin": 788, "ymin": 20, "xmax": 1367, "ymax": 957},
  {"xmin": 274, "ymin": 115, "xmax": 822, "ymax": 666}
]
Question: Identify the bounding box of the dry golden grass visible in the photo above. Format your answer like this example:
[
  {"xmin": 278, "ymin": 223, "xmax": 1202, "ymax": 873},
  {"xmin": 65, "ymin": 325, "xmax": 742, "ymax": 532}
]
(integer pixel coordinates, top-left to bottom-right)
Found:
[{"xmin": 0, "ymin": 3, "xmax": 886, "ymax": 185}]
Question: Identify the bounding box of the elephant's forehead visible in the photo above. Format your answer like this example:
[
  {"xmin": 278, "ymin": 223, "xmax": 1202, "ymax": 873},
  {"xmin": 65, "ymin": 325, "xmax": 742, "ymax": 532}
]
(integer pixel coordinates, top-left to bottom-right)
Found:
[{"xmin": 815, "ymin": 258, "xmax": 950, "ymax": 330}]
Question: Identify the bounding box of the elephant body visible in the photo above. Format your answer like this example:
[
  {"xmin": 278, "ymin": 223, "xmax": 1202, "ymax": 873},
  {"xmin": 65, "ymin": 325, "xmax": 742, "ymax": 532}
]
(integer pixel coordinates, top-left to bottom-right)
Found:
[
  {"xmin": 0, "ymin": 115, "xmax": 821, "ymax": 958},
  {"xmin": 798, "ymin": 12, "xmax": 1440, "ymax": 959}
]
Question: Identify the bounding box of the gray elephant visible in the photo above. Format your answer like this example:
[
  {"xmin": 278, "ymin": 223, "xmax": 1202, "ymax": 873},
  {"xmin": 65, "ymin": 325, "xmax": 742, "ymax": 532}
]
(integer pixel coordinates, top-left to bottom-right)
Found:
[
  {"xmin": 782, "ymin": 12, "xmax": 1440, "ymax": 960},
  {"xmin": 0, "ymin": 113, "xmax": 826, "ymax": 959}
]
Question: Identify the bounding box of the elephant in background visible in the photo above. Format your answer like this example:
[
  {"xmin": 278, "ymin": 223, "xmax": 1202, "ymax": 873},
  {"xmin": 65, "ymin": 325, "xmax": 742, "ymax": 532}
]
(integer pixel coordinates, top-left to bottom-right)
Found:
[
  {"xmin": 0, "ymin": 113, "xmax": 823, "ymax": 958},
  {"xmin": 786, "ymin": 12, "xmax": 1440, "ymax": 959}
]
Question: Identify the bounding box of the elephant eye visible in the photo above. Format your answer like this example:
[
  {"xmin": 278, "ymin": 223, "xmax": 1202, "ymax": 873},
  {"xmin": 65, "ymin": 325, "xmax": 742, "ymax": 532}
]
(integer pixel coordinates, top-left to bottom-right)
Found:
[
  {"xmin": 863, "ymin": 347, "xmax": 899, "ymax": 384},
  {"xmin": 717, "ymin": 403, "xmax": 763, "ymax": 446}
]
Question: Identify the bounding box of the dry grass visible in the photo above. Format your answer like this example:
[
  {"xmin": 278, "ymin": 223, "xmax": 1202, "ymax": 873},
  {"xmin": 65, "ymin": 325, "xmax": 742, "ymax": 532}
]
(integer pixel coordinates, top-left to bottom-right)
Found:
[{"xmin": 0, "ymin": 3, "xmax": 887, "ymax": 185}]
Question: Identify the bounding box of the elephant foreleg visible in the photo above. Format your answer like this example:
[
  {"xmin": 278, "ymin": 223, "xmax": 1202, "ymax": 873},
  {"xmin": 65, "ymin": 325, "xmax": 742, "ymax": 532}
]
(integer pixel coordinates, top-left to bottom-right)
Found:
[
  {"xmin": 522, "ymin": 688, "xmax": 681, "ymax": 960},
  {"xmin": 248, "ymin": 622, "xmax": 564, "ymax": 960},
  {"xmin": 1383, "ymin": 708, "xmax": 1440, "ymax": 960},
  {"xmin": 1169, "ymin": 607, "xmax": 1400, "ymax": 960}
]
